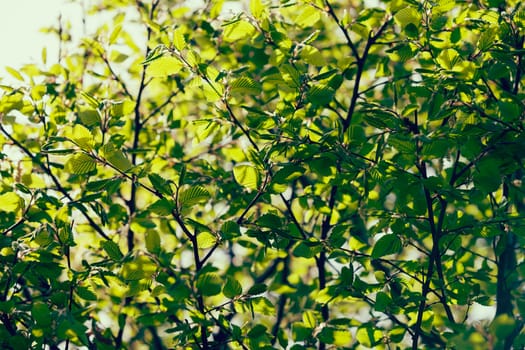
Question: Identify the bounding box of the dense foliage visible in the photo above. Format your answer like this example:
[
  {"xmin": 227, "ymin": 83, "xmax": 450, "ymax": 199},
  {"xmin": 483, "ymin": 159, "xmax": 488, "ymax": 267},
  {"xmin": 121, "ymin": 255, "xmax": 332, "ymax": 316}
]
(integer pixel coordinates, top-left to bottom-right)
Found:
[{"xmin": 0, "ymin": 0, "xmax": 524, "ymax": 348}]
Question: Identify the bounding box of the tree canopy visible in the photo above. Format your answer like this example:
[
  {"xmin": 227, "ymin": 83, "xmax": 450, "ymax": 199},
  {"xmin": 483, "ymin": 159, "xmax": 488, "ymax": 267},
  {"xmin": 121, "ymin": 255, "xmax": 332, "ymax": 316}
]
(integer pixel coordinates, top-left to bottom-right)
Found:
[{"xmin": 0, "ymin": 0, "xmax": 524, "ymax": 349}]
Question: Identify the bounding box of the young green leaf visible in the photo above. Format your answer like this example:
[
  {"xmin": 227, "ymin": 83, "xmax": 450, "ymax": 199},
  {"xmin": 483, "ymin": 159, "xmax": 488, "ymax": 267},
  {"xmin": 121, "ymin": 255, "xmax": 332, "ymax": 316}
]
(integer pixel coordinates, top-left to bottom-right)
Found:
[
  {"xmin": 145, "ymin": 231, "xmax": 161, "ymax": 254},
  {"xmin": 233, "ymin": 164, "xmax": 261, "ymax": 190},
  {"xmin": 223, "ymin": 277, "xmax": 243, "ymax": 298},
  {"xmin": 65, "ymin": 153, "xmax": 97, "ymax": 174},
  {"xmin": 371, "ymin": 234, "xmax": 402, "ymax": 258},
  {"xmin": 102, "ymin": 240, "xmax": 124, "ymax": 261},
  {"xmin": 179, "ymin": 186, "xmax": 210, "ymax": 207},
  {"xmin": 196, "ymin": 231, "xmax": 217, "ymax": 249},
  {"xmin": 196, "ymin": 273, "xmax": 222, "ymax": 296},
  {"xmin": 247, "ymin": 283, "xmax": 267, "ymax": 295}
]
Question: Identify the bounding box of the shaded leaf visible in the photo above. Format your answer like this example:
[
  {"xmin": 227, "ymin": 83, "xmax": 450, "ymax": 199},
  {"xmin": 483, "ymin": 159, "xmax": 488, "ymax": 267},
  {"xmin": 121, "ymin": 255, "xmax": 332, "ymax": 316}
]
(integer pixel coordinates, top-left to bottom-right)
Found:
[{"xmin": 371, "ymin": 234, "xmax": 402, "ymax": 258}]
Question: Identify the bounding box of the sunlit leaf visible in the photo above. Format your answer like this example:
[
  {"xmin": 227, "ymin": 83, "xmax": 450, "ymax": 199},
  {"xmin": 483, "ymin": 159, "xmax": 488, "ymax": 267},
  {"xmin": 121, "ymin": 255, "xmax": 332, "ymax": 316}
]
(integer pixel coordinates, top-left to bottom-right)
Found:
[
  {"xmin": 233, "ymin": 164, "xmax": 261, "ymax": 190},
  {"xmin": 179, "ymin": 186, "xmax": 210, "ymax": 207},
  {"xmin": 172, "ymin": 27, "xmax": 186, "ymax": 51},
  {"xmin": 65, "ymin": 153, "xmax": 97, "ymax": 174},
  {"xmin": 222, "ymin": 20, "xmax": 256, "ymax": 42},
  {"xmin": 197, "ymin": 231, "xmax": 217, "ymax": 249},
  {"xmin": 294, "ymin": 6, "xmax": 321, "ymax": 28},
  {"xmin": 146, "ymin": 56, "xmax": 183, "ymax": 77},
  {"xmin": 0, "ymin": 192, "xmax": 22, "ymax": 213}
]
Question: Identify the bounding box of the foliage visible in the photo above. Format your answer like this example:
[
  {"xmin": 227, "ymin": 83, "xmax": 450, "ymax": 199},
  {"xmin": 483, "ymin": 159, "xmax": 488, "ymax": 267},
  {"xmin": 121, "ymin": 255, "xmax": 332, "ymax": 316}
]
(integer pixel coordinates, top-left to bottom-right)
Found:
[{"xmin": 1, "ymin": 0, "xmax": 525, "ymax": 349}]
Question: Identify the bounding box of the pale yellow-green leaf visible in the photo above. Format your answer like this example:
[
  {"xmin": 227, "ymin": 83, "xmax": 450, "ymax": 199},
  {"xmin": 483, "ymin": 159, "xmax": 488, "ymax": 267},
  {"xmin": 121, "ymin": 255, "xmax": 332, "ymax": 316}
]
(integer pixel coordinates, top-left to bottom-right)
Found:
[
  {"xmin": 294, "ymin": 6, "xmax": 321, "ymax": 28},
  {"xmin": 186, "ymin": 50, "xmax": 200, "ymax": 67},
  {"xmin": 0, "ymin": 192, "xmax": 23, "ymax": 213},
  {"xmin": 41, "ymin": 47, "xmax": 47, "ymax": 65},
  {"xmin": 302, "ymin": 310, "xmax": 317, "ymax": 328},
  {"xmin": 173, "ymin": 27, "xmax": 186, "ymax": 51},
  {"xmin": 394, "ymin": 7, "xmax": 421, "ymax": 28},
  {"xmin": 233, "ymin": 164, "xmax": 260, "ymax": 190},
  {"xmin": 80, "ymin": 91, "xmax": 100, "ymax": 109},
  {"xmin": 202, "ymin": 66, "xmax": 224, "ymax": 101},
  {"xmin": 356, "ymin": 327, "xmax": 382, "ymax": 347},
  {"xmin": 146, "ymin": 56, "xmax": 183, "ymax": 77},
  {"xmin": 66, "ymin": 124, "xmax": 95, "ymax": 151},
  {"xmin": 299, "ymin": 45, "xmax": 325, "ymax": 66},
  {"xmin": 210, "ymin": 0, "xmax": 224, "ymax": 18},
  {"xmin": 433, "ymin": 0, "xmax": 455, "ymax": 13},
  {"xmin": 197, "ymin": 231, "xmax": 218, "ymax": 249},
  {"xmin": 5, "ymin": 66, "xmax": 24, "ymax": 81},
  {"xmin": 65, "ymin": 153, "xmax": 97, "ymax": 174},
  {"xmin": 109, "ymin": 24, "xmax": 122, "ymax": 45},
  {"xmin": 250, "ymin": 0, "xmax": 265, "ymax": 19},
  {"xmin": 222, "ymin": 20, "xmax": 256, "ymax": 43},
  {"xmin": 436, "ymin": 48, "xmax": 461, "ymax": 70}
]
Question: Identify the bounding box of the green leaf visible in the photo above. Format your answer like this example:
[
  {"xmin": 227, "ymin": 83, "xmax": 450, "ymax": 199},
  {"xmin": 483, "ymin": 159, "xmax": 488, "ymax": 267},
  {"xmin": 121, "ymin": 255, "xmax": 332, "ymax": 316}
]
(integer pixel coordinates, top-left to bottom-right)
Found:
[
  {"xmin": 148, "ymin": 174, "xmax": 173, "ymax": 196},
  {"xmin": 300, "ymin": 45, "xmax": 325, "ymax": 66},
  {"xmin": 145, "ymin": 231, "xmax": 161, "ymax": 254},
  {"xmin": 0, "ymin": 192, "xmax": 22, "ymax": 212},
  {"xmin": 490, "ymin": 314, "xmax": 516, "ymax": 339},
  {"xmin": 356, "ymin": 326, "xmax": 382, "ymax": 347},
  {"xmin": 433, "ymin": 0, "xmax": 455, "ymax": 13},
  {"xmin": 436, "ymin": 48, "xmax": 461, "ymax": 70},
  {"xmin": 230, "ymin": 77, "xmax": 262, "ymax": 95},
  {"xmin": 196, "ymin": 273, "xmax": 222, "ymax": 296},
  {"xmin": 307, "ymin": 85, "xmax": 335, "ymax": 106},
  {"xmin": 78, "ymin": 109, "xmax": 101, "ymax": 127},
  {"xmin": 32, "ymin": 302, "xmax": 52, "ymax": 327},
  {"xmin": 250, "ymin": 0, "xmax": 265, "ymax": 19},
  {"xmin": 223, "ymin": 277, "xmax": 243, "ymax": 298},
  {"xmin": 293, "ymin": 241, "xmax": 323, "ymax": 258},
  {"xmin": 222, "ymin": 20, "xmax": 256, "ymax": 42},
  {"xmin": 473, "ymin": 158, "xmax": 501, "ymax": 193},
  {"xmin": 221, "ymin": 221, "xmax": 241, "ymax": 239},
  {"xmin": 196, "ymin": 231, "xmax": 217, "ymax": 249},
  {"xmin": 76, "ymin": 285, "xmax": 98, "ymax": 301},
  {"xmin": 247, "ymin": 283, "xmax": 267, "ymax": 295},
  {"xmin": 146, "ymin": 56, "xmax": 183, "ymax": 77},
  {"xmin": 294, "ymin": 6, "xmax": 321, "ymax": 28},
  {"xmin": 65, "ymin": 153, "xmax": 97, "ymax": 174},
  {"xmin": 247, "ymin": 324, "xmax": 267, "ymax": 338},
  {"xmin": 318, "ymin": 327, "xmax": 353, "ymax": 346},
  {"xmin": 101, "ymin": 144, "xmax": 132, "ymax": 172},
  {"xmin": 109, "ymin": 24, "xmax": 122, "ymax": 45},
  {"xmin": 374, "ymin": 291, "xmax": 393, "ymax": 312},
  {"xmin": 5, "ymin": 66, "xmax": 24, "ymax": 81},
  {"xmin": 257, "ymin": 213, "xmax": 282, "ymax": 229},
  {"xmin": 179, "ymin": 186, "xmax": 210, "ymax": 207},
  {"xmin": 148, "ymin": 198, "xmax": 175, "ymax": 216},
  {"xmin": 68, "ymin": 124, "xmax": 95, "ymax": 150},
  {"xmin": 172, "ymin": 27, "xmax": 186, "ymax": 51},
  {"xmin": 271, "ymin": 165, "xmax": 305, "ymax": 193},
  {"xmin": 394, "ymin": 7, "xmax": 421, "ymax": 28},
  {"xmin": 371, "ymin": 234, "xmax": 402, "ymax": 258},
  {"xmin": 102, "ymin": 240, "xmax": 123, "ymax": 261},
  {"xmin": 233, "ymin": 164, "xmax": 261, "ymax": 190},
  {"xmin": 80, "ymin": 91, "xmax": 100, "ymax": 109}
]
